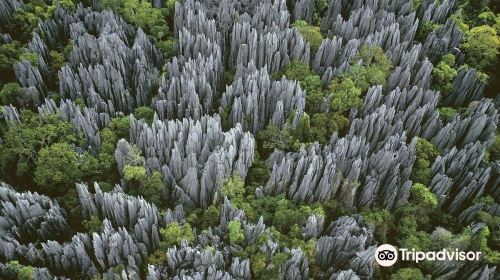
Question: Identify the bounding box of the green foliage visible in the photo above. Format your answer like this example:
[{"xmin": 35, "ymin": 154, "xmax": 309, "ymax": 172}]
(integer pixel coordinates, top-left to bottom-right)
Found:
[
  {"xmin": 19, "ymin": 52, "xmax": 39, "ymax": 67},
  {"xmin": 5, "ymin": 10, "xmax": 42, "ymax": 42},
  {"xmin": 432, "ymin": 54, "xmax": 457, "ymax": 95},
  {"xmin": 0, "ymin": 111, "xmax": 81, "ymax": 188},
  {"xmin": 48, "ymin": 50, "xmax": 66, "ymax": 75},
  {"xmin": 328, "ymin": 77, "xmax": 363, "ymax": 112},
  {"xmin": 462, "ymin": 25, "xmax": 500, "ymax": 71},
  {"xmin": 461, "ymin": 0, "xmax": 491, "ymax": 24},
  {"xmin": 410, "ymin": 183, "xmax": 439, "ymax": 209},
  {"xmin": 361, "ymin": 208, "xmax": 393, "ymax": 243},
  {"xmin": 134, "ymin": 106, "xmax": 154, "ymax": 123},
  {"xmin": 314, "ymin": 0, "xmax": 328, "ymax": 16},
  {"xmin": 109, "ymin": 116, "xmax": 130, "ymax": 138},
  {"xmin": 156, "ymin": 38, "xmax": 178, "ymax": 58},
  {"xmin": 0, "ymin": 41, "xmax": 22, "ymax": 79},
  {"xmin": 228, "ymin": 220, "xmax": 245, "ymax": 244},
  {"xmin": 411, "ymin": 138, "xmax": 439, "ymax": 185},
  {"xmin": 34, "ymin": 143, "xmax": 83, "ymax": 193},
  {"xmin": 490, "ymin": 133, "xmax": 500, "ymax": 161},
  {"xmin": 292, "ymin": 113, "xmax": 312, "ymax": 142},
  {"xmin": 309, "ymin": 112, "xmax": 348, "ymax": 143},
  {"xmin": 277, "ymin": 60, "xmax": 315, "ymax": 82},
  {"xmin": 159, "ymin": 222, "xmax": 195, "ymax": 248},
  {"xmin": 123, "ymin": 165, "xmax": 147, "ymax": 181},
  {"xmin": 395, "ymin": 205, "xmax": 432, "ymax": 251},
  {"xmin": 245, "ymin": 153, "xmax": 271, "ymax": 190},
  {"xmin": 221, "ymin": 175, "xmax": 246, "ymax": 200},
  {"xmin": 292, "ymin": 20, "xmax": 324, "ymax": 53},
  {"xmin": 0, "ymin": 83, "xmax": 23, "ymax": 105},
  {"xmin": 58, "ymin": 0, "xmax": 76, "ymax": 9},
  {"xmin": 251, "ymin": 253, "xmax": 267, "ymax": 277},
  {"xmin": 348, "ymin": 46, "xmax": 393, "ymax": 91},
  {"xmin": 224, "ymin": 69, "xmax": 236, "ymax": 85},
  {"xmin": 391, "ymin": 268, "xmax": 425, "ymax": 280},
  {"xmin": 147, "ymin": 249, "xmax": 167, "ymax": 265},
  {"xmin": 256, "ymin": 124, "xmax": 301, "ymax": 157},
  {"xmin": 103, "ymin": 0, "xmax": 171, "ymax": 40},
  {"xmin": 438, "ymin": 107, "xmax": 457, "ymax": 122},
  {"xmin": 277, "ymin": 60, "xmax": 325, "ymax": 115},
  {"xmin": 416, "ymin": 21, "xmax": 439, "ymax": 42},
  {"xmin": 472, "ymin": 226, "xmax": 500, "ymax": 264},
  {"xmin": 97, "ymin": 128, "xmax": 118, "ymax": 173},
  {"xmin": 305, "ymin": 87, "xmax": 324, "ymax": 115},
  {"xmin": 83, "ymin": 216, "xmax": 103, "ymax": 233},
  {"xmin": 201, "ymin": 205, "xmax": 220, "ymax": 228},
  {"xmin": 7, "ymin": 261, "xmax": 34, "ymax": 280},
  {"xmin": 138, "ymin": 171, "xmax": 164, "ymax": 206},
  {"xmin": 474, "ymin": 211, "xmax": 500, "ymax": 264},
  {"xmin": 272, "ymin": 198, "xmax": 324, "ymax": 232}
]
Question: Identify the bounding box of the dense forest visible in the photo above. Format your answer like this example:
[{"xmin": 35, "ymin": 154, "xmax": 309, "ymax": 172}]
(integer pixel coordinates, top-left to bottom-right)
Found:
[{"xmin": 0, "ymin": 0, "xmax": 498, "ymax": 279}]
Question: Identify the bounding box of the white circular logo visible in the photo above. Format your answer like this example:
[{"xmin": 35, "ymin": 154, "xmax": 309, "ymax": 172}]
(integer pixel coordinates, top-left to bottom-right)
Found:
[{"xmin": 375, "ymin": 244, "xmax": 398, "ymax": 267}]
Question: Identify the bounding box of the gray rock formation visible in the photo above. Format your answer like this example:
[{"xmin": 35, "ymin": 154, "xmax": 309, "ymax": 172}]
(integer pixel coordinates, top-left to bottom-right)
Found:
[
  {"xmin": 265, "ymin": 133, "xmax": 416, "ymax": 211},
  {"xmin": 220, "ymin": 64, "xmax": 306, "ymax": 133},
  {"xmin": 315, "ymin": 215, "xmax": 376, "ymax": 279},
  {"xmin": 430, "ymin": 142, "xmax": 493, "ymax": 214},
  {"xmin": 124, "ymin": 114, "xmax": 255, "ymax": 208}
]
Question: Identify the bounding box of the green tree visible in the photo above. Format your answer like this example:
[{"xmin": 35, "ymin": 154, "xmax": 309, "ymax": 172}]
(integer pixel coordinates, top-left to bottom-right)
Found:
[
  {"xmin": 83, "ymin": 216, "xmax": 103, "ymax": 233},
  {"xmin": 48, "ymin": 50, "xmax": 66, "ymax": 76},
  {"xmin": 411, "ymin": 138, "xmax": 439, "ymax": 185},
  {"xmin": 361, "ymin": 208, "xmax": 393, "ymax": 243},
  {"xmin": 0, "ymin": 111, "xmax": 80, "ymax": 187},
  {"xmin": 462, "ymin": 25, "xmax": 500, "ymax": 71},
  {"xmin": 148, "ymin": 249, "xmax": 167, "ymax": 265},
  {"xmin": 410, "ymin": 183, "xmax": 439, "ymax": 209},
  {"xmin": 134, "ymin": 106, "xmax": 154, "ymax": 123},
  {"xmin": 140, "ymin": 171, "xmax": 164, "ymax": 206},
  {"xmin": 97, "ymin": 128, "xmax": 118, "ymax": 174},
  {"xmin": 395, "ymin": 205, "xmax": 432, "ymax": 251},
  {"xmin": 7, "ymin": 261, "xmax": 33, "ymax": 280},
  {"xmin": 432, "ymin": 54, "xmax": 458, "ymax": 95},
  {"xmin": 310, "ymin": 112, "xmax": 348, "ymax": 143},
  {"xmin": 19, "ymin": 52, "xmax": 39, "ymax": 66},
  {"xmin": 489, "ymin": 133, "xmax": 500, "ymax": 161},
  {"xmin": 348, "ymin": 46, "xmax": 393, "ymax": 91},
  {"xmin": 329, "ymin": 77, "xmax": 363, "ymax": 112},
  {"xmin": 156, "ymin": 38, "xmax": 178, "ymax": 58},
  {"xmin": 159, "ymin": 222, "xmax": 195, "ymax": 248},
  {"xmin": 109, "ymin": 115, "xmax": 130, "ymax": 139},
  {"xmin": 292, "ymin": 20, "xmax": 324, "ymax": 53},
  {"xmin": 256, "ymin": 125, "xmax": 301, "ymax": 157},
  {"xmin": 123, "ymin": 164, "xmax": 147, "ymax": 181},
  {"xmin": 461, "ymin": 0, "xmax": 491, "ymax": 24},
  {"xmin": 245, "ymin": 153, "xmax": 271, "ymax": 190},
  {"xmin": 0, "ymin": 83, "xmax": 23, "ymax": 105},
  {"xmin": 292, "ymin": 113, "xmax": 312, "ymax": 142},
  {"xmin": 438, "ymin": 107, "xmax": 457, "ymax": 122},
  {"xmin": 5, "ymin": 10, "xmax": 40, "ymax": 42},
  {"xmin": 0, "ymin": 41, "xmax": 22, "ymax": 79},
  {"xmin": 277, "ymin": 60, "xmax": 325, "ymax": 115},
  {"xmin": 34, "ymin": 143, "xmax": 82, "ymax": 193},
  {"xmin": 305, "ymin": 88, "xmax": 324, "ymax": 115},
  {"xmin": 221, "ymin": 174, "xmax": 245, "ymax": 200},
  {"xmin": 416, "ymin": 21, "xmax": 439, "ymax": 42},
  {"xmin": 391, "ymin": 268, "xmax": 425, "ymax": 280},
  {"xmin": 228, "ymin": 220, "xmax": 245, "ymax": 244},
  {"xmin": 202, "ymin": 205, "xmax": 220, "ymax": 228}
]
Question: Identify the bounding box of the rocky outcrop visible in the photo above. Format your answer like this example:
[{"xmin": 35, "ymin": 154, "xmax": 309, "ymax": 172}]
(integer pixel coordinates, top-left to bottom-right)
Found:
[
  {"xmin": 220, "ymin": 64, "xmax": 306, "ymax": 133},
  {"xmin": 124, "ymin": 114, "xmax": 255, "ymax": 208},
  {"xmin": 316, "ymin": 215, "xmax": 376, "ymax": 279}
]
